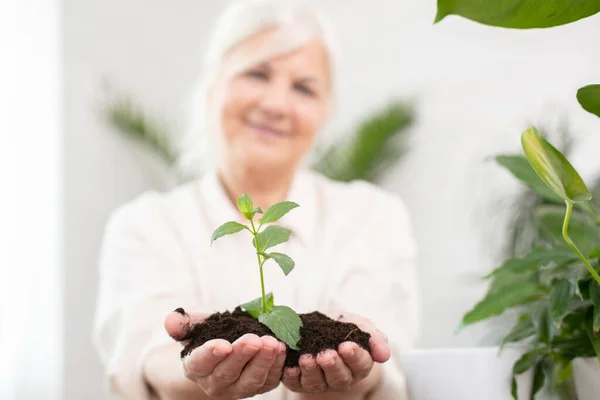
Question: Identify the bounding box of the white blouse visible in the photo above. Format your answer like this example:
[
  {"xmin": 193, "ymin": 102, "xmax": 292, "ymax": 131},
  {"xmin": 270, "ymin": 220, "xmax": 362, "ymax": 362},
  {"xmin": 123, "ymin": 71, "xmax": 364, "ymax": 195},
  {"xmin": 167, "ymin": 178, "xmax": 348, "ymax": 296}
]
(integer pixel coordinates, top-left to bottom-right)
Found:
[{"xmin": 92, "ymin": 168, "xmax": 420, "ymax": 400}]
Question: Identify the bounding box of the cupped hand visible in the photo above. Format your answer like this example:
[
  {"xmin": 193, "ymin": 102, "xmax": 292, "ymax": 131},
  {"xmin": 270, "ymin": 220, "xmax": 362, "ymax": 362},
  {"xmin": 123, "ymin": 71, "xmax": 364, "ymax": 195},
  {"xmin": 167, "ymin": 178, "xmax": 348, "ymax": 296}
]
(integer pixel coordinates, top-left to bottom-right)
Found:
[
  {"xmin": 164, "ymin": 310, "xmax": 287, "ymax": 399},
  {"xmin": 281, "ymin": 313, "xmax": 389, "ymax": 394}
]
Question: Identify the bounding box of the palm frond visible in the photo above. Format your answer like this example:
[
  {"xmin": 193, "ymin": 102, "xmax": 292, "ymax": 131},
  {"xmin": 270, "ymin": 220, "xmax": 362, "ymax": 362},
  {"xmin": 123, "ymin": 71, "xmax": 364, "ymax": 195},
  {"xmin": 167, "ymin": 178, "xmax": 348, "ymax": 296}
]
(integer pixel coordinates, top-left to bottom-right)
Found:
[
  {"xmin": 311, "ymin": 101, "xmax": 414, "ymax": 183},
  {"xmin": 104, "ymin": 93, "xmax": 178, "ymax": 166}
]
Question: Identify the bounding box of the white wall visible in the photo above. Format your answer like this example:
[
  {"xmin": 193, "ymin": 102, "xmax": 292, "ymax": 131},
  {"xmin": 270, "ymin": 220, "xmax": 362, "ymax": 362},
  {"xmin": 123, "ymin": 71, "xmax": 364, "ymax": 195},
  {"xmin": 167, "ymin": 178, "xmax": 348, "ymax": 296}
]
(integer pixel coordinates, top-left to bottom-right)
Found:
[
  {"xmin": 1, "ymin": 1, "xmax": 63, "ymax": 399},
  {"xmin": 63, "ymin": 0, "xmax": 600, "ymax": 398}
]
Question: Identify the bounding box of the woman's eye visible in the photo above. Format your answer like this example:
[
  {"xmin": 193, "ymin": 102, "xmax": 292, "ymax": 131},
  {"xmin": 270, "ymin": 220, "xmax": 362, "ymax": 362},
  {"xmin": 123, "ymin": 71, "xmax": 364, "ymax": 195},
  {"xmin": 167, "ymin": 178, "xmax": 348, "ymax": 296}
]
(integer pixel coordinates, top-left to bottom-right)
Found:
[
  {"xmin": 294, "ymin": 84, "xmax": 315, "ymax": 97},
  {"xmin": 247, "ymin": 70, "xmax": 268, "ymax": 80}
]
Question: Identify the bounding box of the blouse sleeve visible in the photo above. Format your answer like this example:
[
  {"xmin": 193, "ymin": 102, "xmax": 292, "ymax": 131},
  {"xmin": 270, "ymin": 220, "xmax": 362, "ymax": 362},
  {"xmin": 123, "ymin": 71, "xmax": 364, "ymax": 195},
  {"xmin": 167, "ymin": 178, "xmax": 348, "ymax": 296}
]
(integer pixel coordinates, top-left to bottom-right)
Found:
[
  {"xmin": 92, "ymin": 193, "xmax": 201, "ymax": 399},
  {"xmin": 327, "ymin": 188, "xmax": 420, "ymax": 400}
]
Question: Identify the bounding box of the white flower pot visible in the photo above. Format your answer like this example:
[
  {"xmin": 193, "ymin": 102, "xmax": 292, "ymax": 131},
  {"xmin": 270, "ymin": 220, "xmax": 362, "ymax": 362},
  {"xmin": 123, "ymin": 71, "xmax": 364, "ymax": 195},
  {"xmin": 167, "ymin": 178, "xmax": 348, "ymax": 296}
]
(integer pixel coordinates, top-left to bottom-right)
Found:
[
  {"xmin": 572, "ymin": 357, "xmax": 600, "ymax": 400},
  {"xmin": 401, "ymin": 347, "xmax": 532, "ymax": 400}
]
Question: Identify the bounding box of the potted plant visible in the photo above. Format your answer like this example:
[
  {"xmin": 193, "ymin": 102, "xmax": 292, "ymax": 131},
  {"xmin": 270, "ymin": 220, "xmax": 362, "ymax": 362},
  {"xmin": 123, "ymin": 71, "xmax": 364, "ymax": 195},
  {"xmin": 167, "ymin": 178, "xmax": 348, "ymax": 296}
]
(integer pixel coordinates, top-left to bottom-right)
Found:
[
  {"xmin": 173, "ymin": 194, "xmax": 372, "ymax": 368},
  {"xmin": 433, "ymin": 2, "xmax": 600, "ymax": 398},
  {"xmin": 459, "ymin": 126, "xmax": 600, "ymax": 399}
]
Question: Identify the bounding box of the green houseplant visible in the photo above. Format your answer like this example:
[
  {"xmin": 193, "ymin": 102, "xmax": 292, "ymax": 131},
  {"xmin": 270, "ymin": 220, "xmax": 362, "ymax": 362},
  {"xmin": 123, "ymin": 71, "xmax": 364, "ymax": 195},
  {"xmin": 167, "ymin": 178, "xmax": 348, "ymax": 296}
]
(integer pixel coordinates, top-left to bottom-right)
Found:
[{"xmin": 433, "ymin": 1, "xmax": 600, "ymax": 399}]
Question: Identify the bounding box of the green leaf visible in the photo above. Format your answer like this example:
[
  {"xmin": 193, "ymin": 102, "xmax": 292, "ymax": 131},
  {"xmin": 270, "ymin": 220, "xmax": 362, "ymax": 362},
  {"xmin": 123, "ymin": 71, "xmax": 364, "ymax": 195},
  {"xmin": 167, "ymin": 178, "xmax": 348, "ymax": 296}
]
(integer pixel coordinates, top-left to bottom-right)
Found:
[
  {"xmin": 211, "ymin": 221, "xmax": 247, "ymax": 243},
  {"xmin": 579, "ymin": 279, "xmax": 593, "ymax": 300},
  {"xmin": 589, "ymin": 248, "xmax": 600, "ymax": 259},
  {"xmin": 240, "ymin": 292, "xmax": 274, "ymax": 318},
  {"xmin": 577, "ymin": 84, "xmax": 600, "ymax": 119},
  {"xmin": 521, "ymin": 126, "xmax": 591, "ymax": 203},
  {"xmin": 511, "ymin": 348, "xmax": 546, "ymax": 400},
  {"xmin": 250, "ymin": 206, "xmax": 263, "ymax": 214},
  {"xmin": 511, "ymin": 376, "xmax": 518, "ymax": 400},
  {"xmin": 237, "ymin": 194, "xmax": 254, "ymax": 214},
  {"xmin": 550, "ymin": 279, "xmax": 575, "ymax": 325},
  {"xmin": 537, "ymin": 306, "xmax": 555, "ymax": 345},
  {"xmin": 266, "ymin": 252, "xmax": 295, "ymax": 276},
  {"xmin": 258, "ymin": 305, "xmax": 302, "ymax": 350},
  {"xmin": 495, "ymin": 154, "xmax": 562, "ymax": 202},
  {"xmin": 501, "ymin": 314, "xmax": 536, "ymax": 349},
  {"xmin": 487, "ymin": 247, "xmax": 577, "ymax": 278},
  {"xmin": 434, "ymin": 0, "xmax": 600, "ymax": 28},
  {"xmin": 535, "ymin": 205, "xmax": 599, "ymax": 253},
  {"xmin": 259, "ymin": 201, "xmax": 299, "ymax": 225},
  {"xmin": 460, "ymin": 283, "xmax": 548, "ymax": 328},
  {"xmin": 243, "ymin": 206, "xmax": 263, "ymax": 221},
  {"xmin": 254, "ymin": 226, "xmax": 291, "ymax": 252},
  {"xmin": 514, "ymin": 348, "xmax": 544, "ymax": 375},
  {"xmin": 311, "ymin": 101, "xmax": 414, "ymax": 183},
  {"xmin": 530, "ymin": 362, "xmax": 546, "ymax": 400},
  {"xmin": 588, "ymin": 281, "xmax": 600, "ymax": 306}
]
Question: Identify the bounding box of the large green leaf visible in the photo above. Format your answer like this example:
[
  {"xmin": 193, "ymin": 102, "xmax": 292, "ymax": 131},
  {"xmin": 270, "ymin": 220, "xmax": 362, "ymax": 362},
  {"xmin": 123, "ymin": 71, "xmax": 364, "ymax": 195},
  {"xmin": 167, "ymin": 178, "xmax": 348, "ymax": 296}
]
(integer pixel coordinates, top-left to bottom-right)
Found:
[
  {"xmin": 535, "ymin": 205, "xmax": 600, "ymax": 254},
  {"xmin": 254, "ymin": 226, "xmax": 291, "ymax": 252},
  {"xmin": 495, "ymin": 154, "xmax": 562, "ymax": 202},
  {"xmin": 521, "ymin": 127, "xmax": 591, "ymax": 203},
  {"xmin": 550, "ymin": 279, "xmax": 576, "ymax": 326},
  {"xmin": 577, "ymin": 84, "xmax": 600, "ymax": 119},
  {"xmin": 434, "ymin": 0, "xmax": 600, "ymax": 28},
  {"xmin": 258, "ymin": 305, "xmax": 302, "ymax": 350},
  {"xmin": 460, "ymin": 283, "xmax": 548, "ymax": 328},
  {"xmin": 487, "ymin": 247, "xmax": 577, "ymax": 278},
  {"xmin": 259, "ymin": 201, "xmax": 299, "ymax": 225}
]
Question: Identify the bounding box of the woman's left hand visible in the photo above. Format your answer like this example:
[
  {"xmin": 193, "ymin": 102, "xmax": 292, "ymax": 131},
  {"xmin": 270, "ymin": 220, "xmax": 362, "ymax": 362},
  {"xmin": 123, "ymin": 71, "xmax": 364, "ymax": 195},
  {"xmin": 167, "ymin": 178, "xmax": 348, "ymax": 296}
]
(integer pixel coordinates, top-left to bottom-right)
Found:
[{"xmin": 281, "ymin": 314, "xmax": 390, "ymax": 396}]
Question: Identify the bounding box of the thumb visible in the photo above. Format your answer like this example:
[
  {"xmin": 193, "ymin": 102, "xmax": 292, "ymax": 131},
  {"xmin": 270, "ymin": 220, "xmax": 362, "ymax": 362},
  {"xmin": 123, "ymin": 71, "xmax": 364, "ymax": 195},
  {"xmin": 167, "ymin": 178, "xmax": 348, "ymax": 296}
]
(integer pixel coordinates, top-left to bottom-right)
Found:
[{"xmin": 164, "ymin": 307, "xmax": 208, "ymax": 343}]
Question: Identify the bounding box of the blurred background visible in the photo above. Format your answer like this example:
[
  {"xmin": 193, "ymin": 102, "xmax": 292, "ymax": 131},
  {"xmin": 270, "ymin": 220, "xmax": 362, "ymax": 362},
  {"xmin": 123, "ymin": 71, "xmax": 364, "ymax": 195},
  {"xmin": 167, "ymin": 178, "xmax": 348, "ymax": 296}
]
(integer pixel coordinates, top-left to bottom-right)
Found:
[{"xmin": 3, "ymin": 0, "xmax": 600, "ymax": 399}]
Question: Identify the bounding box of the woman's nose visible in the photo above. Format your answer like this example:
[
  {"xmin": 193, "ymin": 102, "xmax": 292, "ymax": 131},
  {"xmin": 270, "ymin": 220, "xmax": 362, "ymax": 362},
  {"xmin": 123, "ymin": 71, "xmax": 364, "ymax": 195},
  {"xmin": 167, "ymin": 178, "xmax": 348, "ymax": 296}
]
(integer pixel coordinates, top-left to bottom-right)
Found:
[{"xmin": 259, "ymin": 80, "xmax": 291, "ymax": 117}]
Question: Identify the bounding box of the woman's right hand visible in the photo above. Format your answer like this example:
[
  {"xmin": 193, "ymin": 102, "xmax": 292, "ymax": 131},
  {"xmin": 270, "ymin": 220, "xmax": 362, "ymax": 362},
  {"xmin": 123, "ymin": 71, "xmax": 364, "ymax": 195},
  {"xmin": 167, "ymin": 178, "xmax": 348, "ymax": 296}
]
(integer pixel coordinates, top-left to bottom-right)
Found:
[{"xmin": 164, "ymin": 310, "xmax": 287, "ymax": 399}]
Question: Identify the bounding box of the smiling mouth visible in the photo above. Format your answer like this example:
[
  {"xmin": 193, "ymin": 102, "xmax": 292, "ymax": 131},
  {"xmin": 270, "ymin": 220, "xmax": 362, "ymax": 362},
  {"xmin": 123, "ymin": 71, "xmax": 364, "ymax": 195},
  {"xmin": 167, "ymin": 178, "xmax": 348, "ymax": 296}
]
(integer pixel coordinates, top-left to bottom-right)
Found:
[{"xmin": 247, "ymin": 121, "xmax": 291, "ymax": 138}]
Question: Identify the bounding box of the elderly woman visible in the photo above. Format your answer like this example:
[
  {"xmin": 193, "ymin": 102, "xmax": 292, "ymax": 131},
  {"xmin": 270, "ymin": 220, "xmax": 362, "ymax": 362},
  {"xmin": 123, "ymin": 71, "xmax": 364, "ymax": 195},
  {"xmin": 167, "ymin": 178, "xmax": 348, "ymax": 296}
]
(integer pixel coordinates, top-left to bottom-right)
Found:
[{"xmin": 92, "ymin": 1, "xmax": 419, "ymax": 399}]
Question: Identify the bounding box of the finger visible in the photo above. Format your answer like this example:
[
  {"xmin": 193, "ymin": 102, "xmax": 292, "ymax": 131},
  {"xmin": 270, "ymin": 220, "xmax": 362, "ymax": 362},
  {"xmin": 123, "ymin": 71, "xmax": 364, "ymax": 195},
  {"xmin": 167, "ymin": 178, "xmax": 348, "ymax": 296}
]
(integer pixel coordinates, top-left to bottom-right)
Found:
[
  {"xmin": 183, "ymin": 339, "xmax": 233, "ymax": 378},
  {"xmin": 338, "ymin": 342, "xmax": 374, "ymax": 381},
  {"xmin": 259, "ymin": 342, "xmax": 287, "ymax": 393},
  {"xmin": 282, "ymin": 367, "xmax": 302, "ymax": 391},
  {"xmin": 235, "ymin": 336, "xmax": 280, "ymax": 394},
  {"xmin": 299, "ymin": 354, "xmax": 327, "ymax": 392},
  {"xmin": 165, "ymin": 308, "xmax": 208, "ymax": 342},
  {"xmin": 316, "ymin": 350, "xmax": 353, "ymax": 390},
  {"xmin": 369, "ymin": 334, "xmax": 391, "ymax": 363},
  {"xmin": 210, "ymin": 334, "xmax": 262, "ymax": 389}
]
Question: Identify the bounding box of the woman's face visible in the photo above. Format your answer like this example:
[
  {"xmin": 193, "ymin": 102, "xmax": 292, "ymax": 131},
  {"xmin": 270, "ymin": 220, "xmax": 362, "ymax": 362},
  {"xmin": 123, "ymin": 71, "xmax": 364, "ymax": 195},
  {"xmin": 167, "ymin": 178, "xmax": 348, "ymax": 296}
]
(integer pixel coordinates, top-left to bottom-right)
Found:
[{"xmin": 216, "ymin": 28, "xmax": 331, "ymax": 174}]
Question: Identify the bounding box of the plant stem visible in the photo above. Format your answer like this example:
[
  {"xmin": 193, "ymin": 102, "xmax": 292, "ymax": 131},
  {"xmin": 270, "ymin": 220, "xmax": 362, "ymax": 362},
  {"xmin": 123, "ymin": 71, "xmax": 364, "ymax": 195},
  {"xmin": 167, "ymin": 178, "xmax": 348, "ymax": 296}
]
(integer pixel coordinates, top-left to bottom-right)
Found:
[
  {"xmin": 562, "ymin": 201, "xmax": 600, "ymax": 285},
  {"xmin": 250, "ymin": 219, "xmax": 268, "ymax": 314}
]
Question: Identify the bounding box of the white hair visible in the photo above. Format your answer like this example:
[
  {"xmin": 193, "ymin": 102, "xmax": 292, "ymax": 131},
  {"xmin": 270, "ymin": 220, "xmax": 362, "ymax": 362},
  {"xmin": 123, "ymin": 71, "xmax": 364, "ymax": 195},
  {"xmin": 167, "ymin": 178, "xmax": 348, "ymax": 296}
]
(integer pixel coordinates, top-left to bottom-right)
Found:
[{"xmin": 176, "ymin": 0, "xmax": 340, "ymax": 179}]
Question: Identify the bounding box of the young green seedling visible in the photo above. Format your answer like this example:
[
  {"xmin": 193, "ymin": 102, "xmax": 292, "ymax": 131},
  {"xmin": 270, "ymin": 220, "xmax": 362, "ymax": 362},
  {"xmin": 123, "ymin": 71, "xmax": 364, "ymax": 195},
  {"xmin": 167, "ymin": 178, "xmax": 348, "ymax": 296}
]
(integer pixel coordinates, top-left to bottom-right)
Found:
[{"xmin": 210, "ymin": 193, "xmax": 303, "ymax": 350}]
